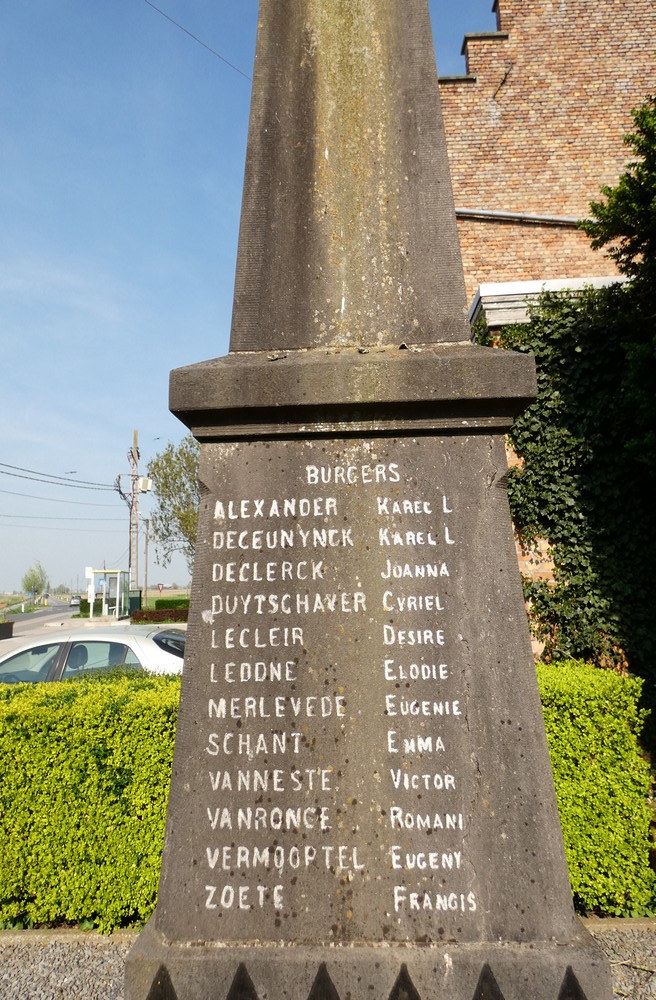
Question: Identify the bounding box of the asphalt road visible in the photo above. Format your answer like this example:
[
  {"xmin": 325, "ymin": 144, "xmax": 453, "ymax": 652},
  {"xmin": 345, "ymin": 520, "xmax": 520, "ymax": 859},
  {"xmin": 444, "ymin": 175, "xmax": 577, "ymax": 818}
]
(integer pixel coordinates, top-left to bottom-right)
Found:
[{"xmin": 1, "ymin": 602, "xmax": 78, "ymax": 649}]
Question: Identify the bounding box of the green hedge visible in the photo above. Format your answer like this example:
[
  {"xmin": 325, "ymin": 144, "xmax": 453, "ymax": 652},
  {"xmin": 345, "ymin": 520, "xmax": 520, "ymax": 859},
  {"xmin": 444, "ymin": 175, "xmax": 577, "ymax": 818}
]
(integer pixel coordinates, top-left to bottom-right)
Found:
[
  {"xmin": 78, "ymin": 598, "xmax": 103, "ymax": 618},
  {"xmin": 0, "ymin": 672, "xmax": 179, "ymax": 932},
  {"xmin": 538, "ymin": 662, "xmax": 655, "ymax": 915},
  {"xmin": 0, "ymin": 664, "xmax": 653, "ymax": 930},
  {"xmin": 131, "ymin": 608, "xmax": 188, "ymax": 624},
  {"xmin": 155, "ymin": 598, "xmax": 190, "ymax": 610}
]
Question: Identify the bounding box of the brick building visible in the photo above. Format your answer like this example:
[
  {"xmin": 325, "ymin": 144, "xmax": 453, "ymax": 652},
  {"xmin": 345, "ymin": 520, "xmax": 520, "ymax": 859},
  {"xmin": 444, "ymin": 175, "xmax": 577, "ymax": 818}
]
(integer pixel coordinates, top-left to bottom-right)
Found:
[
  {"xmin": 438, "ymin": 0, "xmax": 656, "ymax": 310},
  {"xmin": 437, "ymin": 0, "xmax": 656, "ymax": 609}
]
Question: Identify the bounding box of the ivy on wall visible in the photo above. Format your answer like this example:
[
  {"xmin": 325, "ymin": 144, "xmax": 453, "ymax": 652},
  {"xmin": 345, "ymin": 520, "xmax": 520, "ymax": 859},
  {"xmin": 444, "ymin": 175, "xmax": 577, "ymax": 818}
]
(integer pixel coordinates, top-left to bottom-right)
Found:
[
  {"xmin": 473, "ymin": 96, "xmax": 656, "ymax": 683},
  {"xmin": 476, "ymin": 284, "xmax": 654, "ymax": 679}
]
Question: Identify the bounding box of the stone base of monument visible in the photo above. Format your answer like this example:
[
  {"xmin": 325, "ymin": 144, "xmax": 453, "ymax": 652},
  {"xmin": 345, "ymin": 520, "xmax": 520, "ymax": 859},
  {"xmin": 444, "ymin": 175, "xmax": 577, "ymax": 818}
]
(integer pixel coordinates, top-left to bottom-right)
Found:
[
  {"xmin": 124, "ymin": 345, "xmax": 612, "ymax": 1000},
  {"xmin": 120, "ymin": 0, "xmax": 620, "ymax": 984},
  {"xmin": 126, "ymin": 921, "xmax": 610, "ymax": 999}
]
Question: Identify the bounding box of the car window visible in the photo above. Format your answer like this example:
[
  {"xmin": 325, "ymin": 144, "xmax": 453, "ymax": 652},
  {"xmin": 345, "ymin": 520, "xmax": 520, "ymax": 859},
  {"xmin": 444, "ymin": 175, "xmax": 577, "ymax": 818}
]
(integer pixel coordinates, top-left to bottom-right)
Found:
[
  {"xmin": 0, "ymin": 643, "xmax": 62, "ymax": 684},
  {"xmin": 122, "ymin": 644, "xmax": 143, "ymax": 669},
  {"xmin": 152, "ymin": 632, "xmax": 186, "ymax": 659},
  {"xmin": 61, "ymin": 641, "xmax": 143, "ymax": 678}
]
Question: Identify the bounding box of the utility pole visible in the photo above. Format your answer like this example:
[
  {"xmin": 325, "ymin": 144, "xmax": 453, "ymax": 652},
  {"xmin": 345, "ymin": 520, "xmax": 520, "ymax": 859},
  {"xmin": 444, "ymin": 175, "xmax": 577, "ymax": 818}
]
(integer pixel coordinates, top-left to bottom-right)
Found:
[
  {"xmin": 128, "ymin": 430, "xmax": 139, "ymax": 591},
  {"xmin": 143, "ymin": 518, "xmax": 150, "ymax": 611},
  {"xmin": 115, "ymin": 430, "xmax": 152, "ymax": 593}
]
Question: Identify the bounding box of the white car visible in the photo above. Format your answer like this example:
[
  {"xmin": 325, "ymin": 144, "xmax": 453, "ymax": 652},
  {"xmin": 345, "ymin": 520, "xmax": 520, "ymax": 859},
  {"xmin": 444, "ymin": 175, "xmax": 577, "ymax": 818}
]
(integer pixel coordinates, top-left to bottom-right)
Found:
[{"xmin": 0, "ymin": 625, "xmax": 185, "ymax": 685}]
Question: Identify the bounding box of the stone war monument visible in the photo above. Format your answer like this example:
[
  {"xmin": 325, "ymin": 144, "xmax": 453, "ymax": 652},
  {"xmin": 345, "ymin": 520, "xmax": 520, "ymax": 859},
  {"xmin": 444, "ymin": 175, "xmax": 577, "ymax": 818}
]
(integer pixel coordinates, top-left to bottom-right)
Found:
[{"xmin": 126, "ymin": 2, "xmax": 613, "ymax": 998}]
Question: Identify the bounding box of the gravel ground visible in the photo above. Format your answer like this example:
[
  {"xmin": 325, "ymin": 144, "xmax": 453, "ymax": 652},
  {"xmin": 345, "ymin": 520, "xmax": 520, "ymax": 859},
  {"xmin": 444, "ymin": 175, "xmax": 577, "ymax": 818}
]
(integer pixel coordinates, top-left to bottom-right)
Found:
[
  {"xmin": 0, "ymin": 930, "xmax": 134, "ymax": 1000},
  {"xmin": 0, "ymin": 922, "xmax": 653, "ymax": 999},
  {"xmin": 587, "ymin": 920, "xmax": 656, "ymax": 999}
]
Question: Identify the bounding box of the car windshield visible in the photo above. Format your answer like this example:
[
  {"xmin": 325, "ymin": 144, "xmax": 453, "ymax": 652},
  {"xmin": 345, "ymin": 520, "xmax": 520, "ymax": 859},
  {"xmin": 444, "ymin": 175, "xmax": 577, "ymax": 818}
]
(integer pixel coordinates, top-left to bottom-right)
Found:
[
  {"xmin": 152, "ymin": 631, "xmax": 185, "ymax": 659},
  {"xmin": 0, "ymin": 643, "xmax": 62, "ymax": 684}
]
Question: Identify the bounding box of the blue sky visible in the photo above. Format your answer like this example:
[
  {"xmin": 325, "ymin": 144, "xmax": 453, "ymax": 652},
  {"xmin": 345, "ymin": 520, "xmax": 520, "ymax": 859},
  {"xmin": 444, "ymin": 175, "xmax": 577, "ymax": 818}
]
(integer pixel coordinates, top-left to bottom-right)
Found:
[{"xmin": 0, "ymin": 0, "xmax": 496, "ymax": 594}]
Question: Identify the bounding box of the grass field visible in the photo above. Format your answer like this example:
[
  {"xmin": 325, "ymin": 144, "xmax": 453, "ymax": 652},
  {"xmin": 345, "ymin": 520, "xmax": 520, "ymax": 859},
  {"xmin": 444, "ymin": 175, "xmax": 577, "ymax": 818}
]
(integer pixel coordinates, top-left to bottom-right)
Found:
[
  {"xmin": 141, "ymin": 588, "xmax": 190, "ymax": 611},
  {"xmin": 0, "ymin": 595, "xmax": 25, "ymax": 609}
]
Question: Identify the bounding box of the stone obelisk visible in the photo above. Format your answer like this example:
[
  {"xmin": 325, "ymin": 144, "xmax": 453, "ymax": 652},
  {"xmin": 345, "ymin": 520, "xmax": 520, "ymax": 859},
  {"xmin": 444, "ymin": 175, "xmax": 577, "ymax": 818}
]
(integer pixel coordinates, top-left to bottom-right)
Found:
[{"xmin": 126, "ymin": 2, "xmax": 612, "ymax": 998}]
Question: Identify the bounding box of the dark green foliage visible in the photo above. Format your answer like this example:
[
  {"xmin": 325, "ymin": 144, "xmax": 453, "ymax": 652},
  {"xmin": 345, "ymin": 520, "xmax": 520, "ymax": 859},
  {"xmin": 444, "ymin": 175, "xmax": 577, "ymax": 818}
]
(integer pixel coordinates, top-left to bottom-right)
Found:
[
  {"xmin": 0, "ymin": 669, "xmax": 651, "ymax": 926},
  {"xmin": 147, "ymin": 435, "xmax": 200, "ymax": 573},
  {"xmin": 154, "ymin": 598, "xmax": 190, "ymax": 610},
  {"xmin": 581, "ymin": 95, "xmax": 656, "ymax": 475},
  {"xmin": 582, "ymin": 95, "xmax": 656, "ymax": 287},
  {"xmin": 78, "ymin": 598, "xmax": 103, "ymax": 618},
  {"xmin": 131, "ymin": 596, "xmax": 190, "ymax": 623},
  {"xmin": 0, "ymin": 673, "xmax": 179, "ymax": 932},
  {"xmin": 538, "ymin": 662, "xmax": 655, "ymax": 915},
  {"xmin": 477, "ymin": 285, "xmax": 654, "ymax": 676},
  {"xmin": 477, "ymin": 95, "xmax": 656, "ymax": 676},
  {"xmin": 131, "ymin": 608, "xmax": 188, "ymax": 624},
  {"xmin": 21, "ymin": 562, "xmax": 48, "ymax": 598}
]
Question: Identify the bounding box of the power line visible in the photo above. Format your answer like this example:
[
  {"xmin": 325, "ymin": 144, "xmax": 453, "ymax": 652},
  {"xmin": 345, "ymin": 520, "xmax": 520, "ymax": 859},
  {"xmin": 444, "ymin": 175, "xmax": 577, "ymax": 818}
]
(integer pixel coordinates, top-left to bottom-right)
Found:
[
  {"xmin": 0, "ymin": 514, "xmax": 123, "ymax": 522},
  {"xmin": 110, "ymin": 546, "xmax": 131, "ymax": 568},
  {"xmin": 0, "ymin": 487, "xmax": 120, "ymax": 507},
  {"xmin": 0, "ymin": 462, "xmax": 114, "ymax": 489},
  {"xmin": 142, "ymin": 0, "xmax": 252, "ymax": 81},
  {"xmin": 0, "ymin": 469, "xmax": 114, "ymax": 491},
  {"xmin": 0, "ymin": 523, "xmax": 124, "ymax": 534}
]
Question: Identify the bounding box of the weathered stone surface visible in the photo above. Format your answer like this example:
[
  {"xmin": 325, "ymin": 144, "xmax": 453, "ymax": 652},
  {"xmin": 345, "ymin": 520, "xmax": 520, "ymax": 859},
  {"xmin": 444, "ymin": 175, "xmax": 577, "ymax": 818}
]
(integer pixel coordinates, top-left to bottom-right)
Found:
[
  {"xmin": 169, "ymin": 344, "xmax": 537, "ymax": 439},
  {"xmin": 155, "ymin": 434, "xmax": 571, "ymax": 946},
  {"xmin": 229, "ymin": 0, "xmax": 469, "ymax": 351},
  {"xmin": 128, "ymin": 926, "xmax": 610, "ymax": 1000},
  {"xmin": 126, "ymin": 430, "xmax": 612, "ymax": 999}
]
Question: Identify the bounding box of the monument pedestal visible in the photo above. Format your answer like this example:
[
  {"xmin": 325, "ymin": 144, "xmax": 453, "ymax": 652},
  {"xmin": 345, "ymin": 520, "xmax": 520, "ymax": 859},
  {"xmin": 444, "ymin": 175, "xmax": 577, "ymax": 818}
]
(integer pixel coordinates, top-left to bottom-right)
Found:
[
  {"xmin": 129, "ymin": 924, "xmax": 609, "ymax": 1000},
  {"xmin": 126, "ymin": 346, "xmax": 612, "ymax": 1000}
]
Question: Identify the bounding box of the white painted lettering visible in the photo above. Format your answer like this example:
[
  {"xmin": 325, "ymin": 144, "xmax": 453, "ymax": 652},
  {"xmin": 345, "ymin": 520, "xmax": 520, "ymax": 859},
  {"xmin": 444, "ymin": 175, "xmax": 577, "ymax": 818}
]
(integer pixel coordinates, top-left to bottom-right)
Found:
[
  {"xmin": 390, "ymin": 846, "xmax": 462, "ymax": 871},
  {"xmin": 306, "ymin": 464, "xmax": 400, "ymax": 485},
  {"xmin": 390, "ymin": 769, "xmax": 456, "ymax": 791},
  {"xmin": 383, "ymin": 625, "xmax": 445, "ymax": 646},
  {"xmin": 381, "ymin": 559, "xmax": 449, "ymax": 578},
  {"xmin": 383, "ymin": 659, "xmax": 449, "ymax": 682},
  {"xmin": 385, "ymin": 695, "xmax": 460, "ymax": 717},
  {"xmin": 214, "ymin": 497, "xmax": 337, "ymax": 521},
  {"xmin": 393, "ymin": 887, "xmax": 476, "ymax": 913},
  {"xmin": 382, "ymin": 591, "xmax": 444, "ymax": 612},
  {"xmin": 222, "ymin": 626, "xmax": 304, "ymax": 649},
  {"xmin": 389, "ymin": 808, "xmax": 463, "ymax": 832}
]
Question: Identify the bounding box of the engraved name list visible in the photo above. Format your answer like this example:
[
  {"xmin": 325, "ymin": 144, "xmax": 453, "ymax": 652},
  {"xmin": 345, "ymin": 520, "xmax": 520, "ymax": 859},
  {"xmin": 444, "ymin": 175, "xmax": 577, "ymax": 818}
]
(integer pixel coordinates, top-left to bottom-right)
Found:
[{"xmin": 198, "ymin": 445, "xmax": 477, "ymax": 939}]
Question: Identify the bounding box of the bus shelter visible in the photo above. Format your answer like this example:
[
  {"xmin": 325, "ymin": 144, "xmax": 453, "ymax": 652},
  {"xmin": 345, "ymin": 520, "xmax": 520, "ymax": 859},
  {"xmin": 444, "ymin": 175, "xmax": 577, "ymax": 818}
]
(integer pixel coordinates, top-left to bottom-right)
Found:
[{"xmin": 85, "ymin": 568, "xmax": 129, "ymax": 619}]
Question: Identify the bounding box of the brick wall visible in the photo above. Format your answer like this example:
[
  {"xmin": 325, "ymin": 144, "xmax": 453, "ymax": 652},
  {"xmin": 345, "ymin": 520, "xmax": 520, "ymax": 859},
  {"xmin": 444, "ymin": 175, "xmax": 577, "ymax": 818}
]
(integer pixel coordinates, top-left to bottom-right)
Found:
[{"xmin": 438, "ymin": 0, "xmax": 656, "ymax": 302}]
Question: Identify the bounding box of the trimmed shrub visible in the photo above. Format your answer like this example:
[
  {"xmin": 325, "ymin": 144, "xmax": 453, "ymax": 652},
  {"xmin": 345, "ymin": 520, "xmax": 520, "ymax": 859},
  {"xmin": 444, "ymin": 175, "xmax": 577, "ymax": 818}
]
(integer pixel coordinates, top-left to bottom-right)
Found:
[
  {"xmin": 155, "ymin": 598, "xmax": 190, "ymax": 611},
  {"xmin": 0, "ymin": 664, "xmax": 652, "ymax": 929},
  {"xmin": 538, "ymin": 662, "xmax": 655, "ymax": 915},
  {"xmin": 78, "ymin": 598, "xmax": 103, "ymax": 618},
  {"xmin": 0, "ymin": 672, "xmax": 179, "ymax": 931},
  {"xmin": 131, "ymin": 608, "xmax": 188, "ymax": 624}
]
